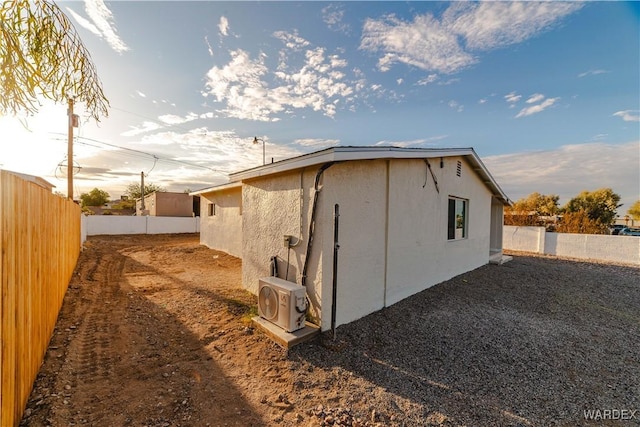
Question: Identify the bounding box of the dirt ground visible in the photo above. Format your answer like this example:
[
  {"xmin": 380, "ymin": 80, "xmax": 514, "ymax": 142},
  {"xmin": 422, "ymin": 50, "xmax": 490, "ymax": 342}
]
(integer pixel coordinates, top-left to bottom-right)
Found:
[
  {"xmin": 21, "ymin": 234, "xmax": 294, "ymax": 427},
  {"xmin": 20, "ymin": 234, "xmax": 640, "ymax": 427}
]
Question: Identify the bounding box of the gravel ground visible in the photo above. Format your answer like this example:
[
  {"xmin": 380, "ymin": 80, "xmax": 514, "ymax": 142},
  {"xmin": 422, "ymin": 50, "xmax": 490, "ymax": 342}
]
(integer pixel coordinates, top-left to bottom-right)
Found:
[
  {"xmin": 289, "ymin": 254, "xmax": 640, "ymax": 426},
  {"xmin": 20, "ymin": 235, "xmax": 640, "ymax": 426}
]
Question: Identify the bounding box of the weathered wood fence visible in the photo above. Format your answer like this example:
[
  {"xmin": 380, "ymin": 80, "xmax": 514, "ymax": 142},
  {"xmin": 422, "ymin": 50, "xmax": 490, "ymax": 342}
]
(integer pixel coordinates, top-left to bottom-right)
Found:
[{"xmin": 0, "ymin": 171, "xmax": 81, "ymax": 427}]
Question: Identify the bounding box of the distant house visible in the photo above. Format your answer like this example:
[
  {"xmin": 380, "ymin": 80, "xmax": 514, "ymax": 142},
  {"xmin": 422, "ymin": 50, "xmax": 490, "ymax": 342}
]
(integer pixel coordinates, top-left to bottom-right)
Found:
[
  {"xmin": 136, "ymin": 191, "xmax": 196, "ymax": 217},
  {"xmin": 192, "ymin": 146, "xmax": 511, "ymax": 331}
]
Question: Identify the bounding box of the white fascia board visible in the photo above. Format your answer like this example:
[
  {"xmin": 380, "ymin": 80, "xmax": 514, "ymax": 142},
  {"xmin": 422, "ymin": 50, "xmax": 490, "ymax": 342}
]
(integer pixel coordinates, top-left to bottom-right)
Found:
[
  {"xmin": 229, "ymin": 146, "xmax": 474, "ymax": 182},
  {"xmin": 189, "ymin": 181, "xmax": 242, "ymax": 196},
  {"xmin": 226, "ymin": 146, "xmax": 511, "ymax": 205},
  {"xmin": 463, "ymin": 150, "xmax": 512, "ymax": 205}
]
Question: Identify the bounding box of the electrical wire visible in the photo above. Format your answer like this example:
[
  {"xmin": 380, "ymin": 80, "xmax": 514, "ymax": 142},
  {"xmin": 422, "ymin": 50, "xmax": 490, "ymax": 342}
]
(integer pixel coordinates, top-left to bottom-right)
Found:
[{"xmin": 49, "ymin": 133, "xmax": 219, "ymax": 173}]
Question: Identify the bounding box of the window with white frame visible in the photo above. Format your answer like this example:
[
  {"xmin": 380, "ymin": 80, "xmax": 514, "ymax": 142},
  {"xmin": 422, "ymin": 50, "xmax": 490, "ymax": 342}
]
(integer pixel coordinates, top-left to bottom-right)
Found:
[{"xmin": 448, "ymin": 197, "xmax": 468, "ymax": 240}]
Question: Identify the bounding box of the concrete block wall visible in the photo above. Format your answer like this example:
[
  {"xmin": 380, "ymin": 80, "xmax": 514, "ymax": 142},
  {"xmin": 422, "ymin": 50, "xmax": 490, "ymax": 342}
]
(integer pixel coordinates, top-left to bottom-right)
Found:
[
  {"xmin": 504, "ymin": 225, "xmax": 640, "ymax": 265},
  {"xmin": 81, "ymin": 215, "xmax": 200, "ymax": 242}
]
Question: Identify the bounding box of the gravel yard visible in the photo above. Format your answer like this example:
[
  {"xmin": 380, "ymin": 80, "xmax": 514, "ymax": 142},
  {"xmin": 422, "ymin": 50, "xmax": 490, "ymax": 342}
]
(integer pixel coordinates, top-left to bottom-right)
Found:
[{"xmin": 21, "ymin": 235, "xmax": 640, "ymax": 426}]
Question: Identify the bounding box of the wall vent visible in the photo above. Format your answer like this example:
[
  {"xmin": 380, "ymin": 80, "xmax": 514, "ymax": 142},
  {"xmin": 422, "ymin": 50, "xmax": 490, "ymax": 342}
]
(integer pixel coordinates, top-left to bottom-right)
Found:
[{"xmin": 456, "ymin": 161, "xmax": 462, "ymax": 177}]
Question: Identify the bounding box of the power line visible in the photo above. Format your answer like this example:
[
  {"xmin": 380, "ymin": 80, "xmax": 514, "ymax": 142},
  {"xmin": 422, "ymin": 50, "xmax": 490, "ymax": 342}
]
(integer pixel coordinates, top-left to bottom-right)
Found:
[{"xmin": 49, "ymin": 132, "xmax": 220, "ymax": 173}]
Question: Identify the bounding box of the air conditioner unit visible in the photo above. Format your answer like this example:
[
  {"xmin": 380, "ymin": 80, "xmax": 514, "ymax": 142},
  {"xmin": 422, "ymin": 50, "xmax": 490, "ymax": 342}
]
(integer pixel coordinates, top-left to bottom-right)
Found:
[{"xmin": 258, "ymin": 277, "xmax": 307, "ymax": 333}]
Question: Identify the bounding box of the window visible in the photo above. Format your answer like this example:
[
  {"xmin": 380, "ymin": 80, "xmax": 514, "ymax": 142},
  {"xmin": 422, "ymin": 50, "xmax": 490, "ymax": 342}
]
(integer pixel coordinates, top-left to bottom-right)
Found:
[
  {"xmin": 448, "ymin": 197, "xmax": 467, "ymax": 240},
  {"xmin": 207, "ymin": 203, "xmax": 216, "ymax": 216}
]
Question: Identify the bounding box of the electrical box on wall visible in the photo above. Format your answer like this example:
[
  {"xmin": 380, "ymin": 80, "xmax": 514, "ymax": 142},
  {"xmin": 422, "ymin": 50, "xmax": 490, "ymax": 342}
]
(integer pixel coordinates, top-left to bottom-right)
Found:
[{"xmin": 283, "ymin": 235, "xmax": 293, "ymax": 248}]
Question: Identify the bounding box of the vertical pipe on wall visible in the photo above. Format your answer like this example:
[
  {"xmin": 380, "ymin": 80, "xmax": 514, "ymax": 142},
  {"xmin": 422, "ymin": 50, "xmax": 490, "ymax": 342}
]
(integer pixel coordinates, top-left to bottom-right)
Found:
[
  {"xmin": 383, "ymin": 160, "xmax": 390, "ymax": 308},
  {"xmin": 331, "ymin": 203, "xmax": 340, "ymax": 340}
]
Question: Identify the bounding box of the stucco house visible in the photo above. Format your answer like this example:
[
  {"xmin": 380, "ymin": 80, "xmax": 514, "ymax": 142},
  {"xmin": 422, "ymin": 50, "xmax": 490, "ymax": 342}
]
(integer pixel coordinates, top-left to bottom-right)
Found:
[
  {"xmin": 136, "ymin": 191, "xmax": 195, "ymax": 217},
  {"xmin": 192, "ymin": 146, "xmax": 511, "ymax": 331}
]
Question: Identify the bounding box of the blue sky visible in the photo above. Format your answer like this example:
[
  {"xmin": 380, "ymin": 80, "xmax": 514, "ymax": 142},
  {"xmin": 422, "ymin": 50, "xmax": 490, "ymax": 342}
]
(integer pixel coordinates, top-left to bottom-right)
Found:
[{"xmin": 1, "ymin": 1, "xmax": 638, "ymax": 210}]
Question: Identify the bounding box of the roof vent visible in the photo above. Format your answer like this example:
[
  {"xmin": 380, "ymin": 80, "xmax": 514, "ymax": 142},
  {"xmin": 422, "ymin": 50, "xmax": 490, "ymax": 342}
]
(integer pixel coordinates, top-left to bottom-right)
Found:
[{"xmin": 456, "ymin": 161, "xmax": 462, "ymax": 177}]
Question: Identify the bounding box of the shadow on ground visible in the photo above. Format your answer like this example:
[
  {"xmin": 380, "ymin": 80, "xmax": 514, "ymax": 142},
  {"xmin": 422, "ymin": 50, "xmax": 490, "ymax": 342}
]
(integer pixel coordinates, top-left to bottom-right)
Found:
[{"xmin": 21, "ymin": 235, "xmax": 264, "ymax": 427}]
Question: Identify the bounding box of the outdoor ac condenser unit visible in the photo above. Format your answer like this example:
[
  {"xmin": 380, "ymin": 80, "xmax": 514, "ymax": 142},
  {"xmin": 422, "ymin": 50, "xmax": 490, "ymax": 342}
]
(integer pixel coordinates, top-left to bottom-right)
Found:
[{"xmin": 258, "ymin": 277, "xmax": 307, "ymax": 333}]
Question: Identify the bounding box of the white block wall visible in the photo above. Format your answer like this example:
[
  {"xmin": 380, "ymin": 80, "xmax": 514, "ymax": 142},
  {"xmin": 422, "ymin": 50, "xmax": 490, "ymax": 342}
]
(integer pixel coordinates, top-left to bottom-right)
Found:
[
  {"xmin": 82, "ymin": 215, "xmax": 199, "ymax": 241},
  {"xmin": 504, "ymin": 225, "xmax": 640, "ymax": 265}
]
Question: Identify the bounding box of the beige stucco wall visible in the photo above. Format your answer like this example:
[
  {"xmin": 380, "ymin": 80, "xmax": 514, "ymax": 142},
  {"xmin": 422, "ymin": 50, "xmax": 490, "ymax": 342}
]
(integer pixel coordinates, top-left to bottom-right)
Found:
[
  {"xmin": 200, "ymin": 187, "xmax": 243, "ymax": 258},
  {"xmin": 155, "ymin": 192, "xmax": 193, "ymax": 217},
  {"xmin": 241, "ymin": 169, "xmax": 322, "ymax": 319},
  {"xmin": 137, "ymin": 192, "xmax": 193, "ymax": 217},
  {"xmin": 315, "ymin": 160, "xmax": 388, "ymax": 328},
  {"xmin": 385, "ymin": 157, "xmax": 493, "ymax": 307},
  {"xmin": 239, "ymin": 156, "xmax": 499, "ymax": 331}
]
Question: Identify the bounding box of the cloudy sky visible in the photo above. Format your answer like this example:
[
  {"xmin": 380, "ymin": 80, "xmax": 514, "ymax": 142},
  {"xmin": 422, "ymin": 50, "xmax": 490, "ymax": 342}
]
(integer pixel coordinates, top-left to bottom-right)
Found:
[{"xmin": 1, "ymin": 1, "xmax": 638, "ymax": 210}]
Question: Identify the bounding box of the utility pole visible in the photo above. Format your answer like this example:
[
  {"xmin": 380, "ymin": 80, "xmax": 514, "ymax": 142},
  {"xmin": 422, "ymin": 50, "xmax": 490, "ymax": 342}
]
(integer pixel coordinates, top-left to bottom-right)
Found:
[
  {"xmin": 67, "ymin": 98, "xmax": 74, "ymax": 200},
  {"xmin": 140, "ymin": 171, "xmax": 145, "ymax": 215}
]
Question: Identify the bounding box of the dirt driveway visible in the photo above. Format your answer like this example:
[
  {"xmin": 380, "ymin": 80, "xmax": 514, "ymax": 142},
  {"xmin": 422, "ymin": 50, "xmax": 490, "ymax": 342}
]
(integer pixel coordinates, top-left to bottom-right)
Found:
[{"xmin": 21, "ymin": 234, "xmax": 640, "ymax": 426}]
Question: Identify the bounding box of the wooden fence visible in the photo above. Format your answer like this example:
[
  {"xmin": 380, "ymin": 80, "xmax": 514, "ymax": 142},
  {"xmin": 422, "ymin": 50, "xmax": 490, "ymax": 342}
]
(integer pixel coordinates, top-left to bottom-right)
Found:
[{"xmin": 0, "ymin": 171, "xmax": 81, "ymax": 427}]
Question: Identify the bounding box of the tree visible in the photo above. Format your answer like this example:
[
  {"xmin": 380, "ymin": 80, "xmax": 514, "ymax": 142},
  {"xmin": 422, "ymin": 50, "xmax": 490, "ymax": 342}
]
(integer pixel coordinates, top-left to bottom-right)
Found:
[
  {"xmin": 80, "ymin": 188, "xmax": 109, "ymax": 207},
  {"xmin": 628, "ymin": 200, "xmax": 640, "ymax": 221},
  {"xmin": 510, "ymin": 192, "xmax": 560, "ymax": 216},
  {"xmin": 124, "ymin": 182, "xmax": 166, "ymax": 200},
  {"xmin": 1, "ymin": 1, "xmax": 108, "ymax": 120},
  {"xmin": 563, "ymin": 188, "xmax": 622, "ymax": 226},
  {"xmin": 504, "ymin": 192, "xmax": 559, "ymax": 226},
  {"xmin": 556, "ymin": 211, "xmax": 609, "ymax": 235}
]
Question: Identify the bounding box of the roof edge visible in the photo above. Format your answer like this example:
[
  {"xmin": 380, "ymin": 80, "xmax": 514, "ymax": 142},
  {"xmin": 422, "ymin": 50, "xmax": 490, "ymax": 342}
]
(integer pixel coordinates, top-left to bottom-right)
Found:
[
  {"xmin": 190, "ymin": 181, "xmax": 242, "ymax": 196},
  {"xmin": 226, "ymin": 146, "xmax": 510, "ymax": 205},
  {"xmin": 229, "ymin": 146, "xmax": 475, "ymax": 182}
]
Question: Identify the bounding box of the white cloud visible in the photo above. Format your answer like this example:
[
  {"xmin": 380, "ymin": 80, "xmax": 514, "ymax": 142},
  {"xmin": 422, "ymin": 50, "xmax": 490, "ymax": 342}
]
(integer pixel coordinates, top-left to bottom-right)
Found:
[
  {"xmin": 526, "ymin": 93, "xmax": 545, "ymax": 104},
  {"xmin": 82, "ymin": 0, "xmax": 129, "ymax": 53},
  {"xmin": 479, "ymin": 99, "xmax": 487, "ymax": 104},
  {"xmin": 65, "ymin": 8, "xmax": 101, "ymax": 37},
  {"xmin": 158, "ymin": 113, "xmax": 199, "ymax": 125},
  {"xmin": 374, "ymin": 136, "xmax": 448, "ymax": 148},
  {"xmin": 515, "ymin": 97, "xmax": 559, "ymax": 118},
  {"xmin": 361, "ymin": 13, "xmax": 475, "ymax": 74},
  {"xmin": 448, "ymin": 100, "xmax": 464, "ymax": 113},
  {"xmin": 203, "ymin": 33, "xmax": 357, "ymax": 121},
  {"xmin": 121, "ymin": 121, "xmax": 162, "ymax": 137},
  {"xmin": 219, "ymin": 16, "xmax": 229, "ymax": 37},
  {"xmin": 613, "ymin": 110, "xmax": 640, "ymax": 122},
  {"xmin": 294, "ymin": 138, "xmax": 340, "ymax": 148},
  {"xmin": 322, "ymin": 3, "xmax": 350, "ymax": 34},
  {"xmin": 504, "ymin": 92, "xmax": 521, "ymax": 104},
  {"xmin": 483, "ymin": 141, "xmax": 640, "ymax": 208},
  {"xmin": 360, "ymin": 2, "xmax": 581, "ymax": 74},
  {"xmin": 273, "ymin": 30, "xmax": 310, "ymax": 51},
  {"xmin": 578, "ymin": 69, "xmax": 609, "ymax": 78},
  {"xmin": 204, "ymin": 36, "xmax": 214, "ymax": 57},
  {"xmin": 447, "ymin": 2, "xmax": 581, "ymax": 51},
  {"xmin": 417, "ymin": 74, "xmax": 439, "ymax": 86},
  {"xmin": 438, "ymin": 78, "xmax": 460, "ymax": 86}
]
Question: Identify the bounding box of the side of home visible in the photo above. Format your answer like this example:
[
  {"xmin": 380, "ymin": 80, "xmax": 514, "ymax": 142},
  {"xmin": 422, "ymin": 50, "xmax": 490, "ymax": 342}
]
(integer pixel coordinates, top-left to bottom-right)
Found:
[
  {"xmin": 197, "ymin": 183, "xmax": 243, "ymax": 258},
  {"xmin": 136, "ymin": 191, "xmax": 194, "ymax": 217},
  {"xmin": 193, "ymin": 147, "xmax": 509, "ymax": 331}
]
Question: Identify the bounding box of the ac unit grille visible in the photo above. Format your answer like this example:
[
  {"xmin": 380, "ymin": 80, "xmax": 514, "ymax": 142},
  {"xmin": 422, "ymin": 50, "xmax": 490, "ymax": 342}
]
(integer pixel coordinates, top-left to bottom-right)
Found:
[
  {"xmin": 257, "ymin": 277, "xmax": 307, "ymax": 333},
  {"xmin": 258, "ymin": 285, "xmax": 278, "ymax": 320}
]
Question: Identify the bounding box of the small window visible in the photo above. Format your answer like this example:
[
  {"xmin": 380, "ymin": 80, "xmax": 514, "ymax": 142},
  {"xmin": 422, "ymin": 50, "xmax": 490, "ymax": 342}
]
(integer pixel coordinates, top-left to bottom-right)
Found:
[
  {"xmin": 207, "ymin": 203, "xmax": 216, "ymax": 216},
  {"xmin": 456, "ymin": 160, "xmax": 462, "ymax": 177},
  {"xmin": 448, "ymin": 197, "xmax": 468, "ymax": 240}
]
